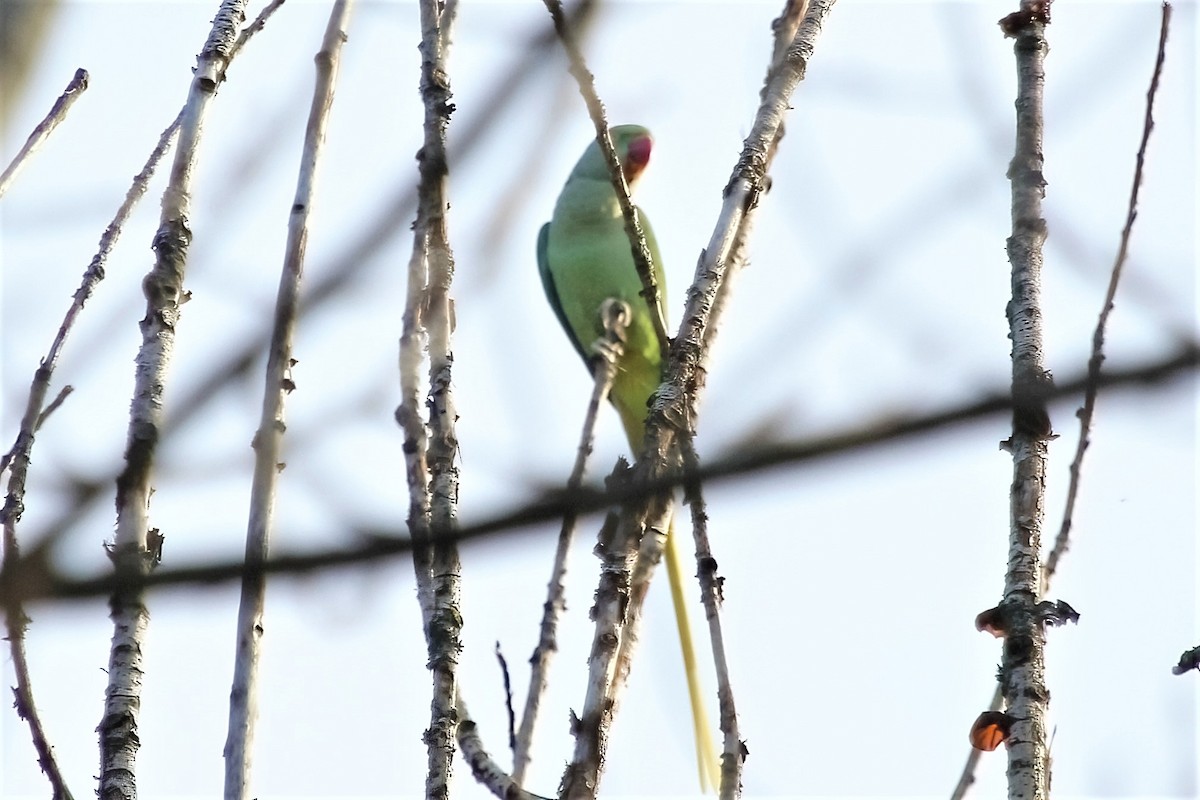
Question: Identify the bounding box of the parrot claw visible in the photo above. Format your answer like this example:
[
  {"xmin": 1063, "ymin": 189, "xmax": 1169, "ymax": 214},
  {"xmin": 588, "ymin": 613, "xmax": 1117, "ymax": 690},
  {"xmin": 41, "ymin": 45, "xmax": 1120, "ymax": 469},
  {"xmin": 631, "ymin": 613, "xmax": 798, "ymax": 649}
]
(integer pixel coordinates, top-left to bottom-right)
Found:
[
  {"xmin": 599, "ymin": 298, "xmax": 632, "ymax": 342},
  {"xmin": 589, "ymin": 298, "xmax": 632, "ymax": 366},
  {"xmin": 589, "ymin": 337, "xmax": 624, "ymax": 366}
]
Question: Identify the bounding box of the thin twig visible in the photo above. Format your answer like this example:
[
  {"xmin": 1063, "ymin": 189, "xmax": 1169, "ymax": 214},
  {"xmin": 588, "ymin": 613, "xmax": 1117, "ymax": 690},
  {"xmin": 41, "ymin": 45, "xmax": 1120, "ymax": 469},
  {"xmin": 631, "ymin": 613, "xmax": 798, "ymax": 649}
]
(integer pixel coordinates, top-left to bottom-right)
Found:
[
  {"xmin": 237, "ymin": 0, "xmax": 288, "ymax": 49},
  {"xmin": 99, "ymin": 4, "xmax": 251, "ymax": 799},
  {"xmin": 513, "ymin": 302, "xmax": 629, "ymax": 786},
  {"xmin": 0, "ymin": 67, "xmax": 89, "ymax": 200},
  {"xmin": 222, "ymin": 3, "xmax": 354, "ymax": 798},
  {"xmin": 540, "ymin": 0, "xmax": 670, "ymax": 360},
  {"xmin": 495, "ymin": 643, "xmax": 518, "ymax": 750},
  {"xmin": 949, "ymin": 684, "xmax": 1003, "ymax": 800},
  {"xmin": 2, "ymin": 372, "xmax": 76, "ymax": 799},
  {"xmin": 1042, "ymin": 1, "xmax": 1172, "ymax": 588},
  {"xmin": 996, "ymin": 3, "xmax": 1054, "ymax": 799},
  {"xmin": 34, "ymin": 387, "xmax": 74, "ymax": 432},
  {"xmin": 1, "ymin": 344, "xmax": 1193, "ymax": 608},
  {"xmin": 680, "ymin": 442, "xmax": 740, "ymax": 800},
  {"xmin": 685, "ymin": 5, "xmax": 812, "ymax": 795}
]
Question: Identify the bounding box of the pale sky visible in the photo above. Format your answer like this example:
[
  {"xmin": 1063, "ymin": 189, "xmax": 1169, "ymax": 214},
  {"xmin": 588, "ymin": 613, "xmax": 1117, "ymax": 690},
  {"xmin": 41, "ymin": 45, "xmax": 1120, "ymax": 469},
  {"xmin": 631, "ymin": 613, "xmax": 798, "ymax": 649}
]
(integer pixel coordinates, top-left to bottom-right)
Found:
[{"xmin": 1, "ymin": 2, "xmax": 1196, "ymax": 798}]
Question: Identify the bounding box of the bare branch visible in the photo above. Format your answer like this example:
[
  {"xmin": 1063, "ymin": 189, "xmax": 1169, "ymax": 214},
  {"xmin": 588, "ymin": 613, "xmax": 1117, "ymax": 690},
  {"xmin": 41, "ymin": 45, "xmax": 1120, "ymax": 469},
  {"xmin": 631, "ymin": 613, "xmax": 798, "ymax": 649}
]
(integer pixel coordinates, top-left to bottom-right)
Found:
[
  {"xmin": 2, "ymin": 378, "xmax": 76, "ymax": 799},
  {"xmin": 1, "ymin": 345, "xmax": 1193, "ymax": 608},
  {"xmin": 683, "ymin": 5, "xmax": 813, "ymax": 794},
  {"xmin": 99, "ymin": 4, "xmax": 251, "ymax": 798},
  {"xmin": 222, "ymin": 3, "xmax": 354, "ymax": 797},
  {"xmin": 953, "ymin": 9, "xmax": 1172, "ymax": 796},
  {"xmin": 996, "ymin": 4, "xmax": 1054, "ymax": 799},
  {"xmin": 0, "ymin": 67, "xmax": 88, "ymax": 200},
  {"xmin": 411, "ymin": 3, "xmax": 465, "ymax": 799},
  {"xmin": 679, "ymin": 444, "xmax": 739, "ymax": 800},
  {"xmin": 237, "ymin": 0, "xmax": 289, "ymax": 49},
  {"xmin": 1, "ymin": 0, "xmax": 285, "ymax": 573}
]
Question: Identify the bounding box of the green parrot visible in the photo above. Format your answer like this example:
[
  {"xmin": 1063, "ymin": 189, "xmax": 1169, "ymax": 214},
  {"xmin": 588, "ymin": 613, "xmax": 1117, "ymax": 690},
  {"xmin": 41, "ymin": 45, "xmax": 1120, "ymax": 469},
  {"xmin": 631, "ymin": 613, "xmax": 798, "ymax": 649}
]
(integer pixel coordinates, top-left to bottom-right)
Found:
[{"xmin": 537, "ymin": 124, "xmax": 720, "ymax": 791}]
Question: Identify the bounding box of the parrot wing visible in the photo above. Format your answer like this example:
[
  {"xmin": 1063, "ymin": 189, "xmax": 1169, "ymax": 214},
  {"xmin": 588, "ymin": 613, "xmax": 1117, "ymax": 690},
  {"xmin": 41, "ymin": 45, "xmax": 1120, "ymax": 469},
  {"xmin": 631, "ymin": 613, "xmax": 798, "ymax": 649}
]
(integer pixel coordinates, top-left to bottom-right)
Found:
[{"xmin": 537, "ymin": 221, "xmax": 589, "ymax": 363}]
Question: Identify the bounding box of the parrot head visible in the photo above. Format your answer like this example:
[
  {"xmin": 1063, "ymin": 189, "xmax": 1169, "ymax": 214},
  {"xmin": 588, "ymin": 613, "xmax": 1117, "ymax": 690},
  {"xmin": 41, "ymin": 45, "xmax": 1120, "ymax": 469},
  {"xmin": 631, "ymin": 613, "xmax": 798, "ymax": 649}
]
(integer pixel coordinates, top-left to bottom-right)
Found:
[{"xmin": 571, "ymin": 124, "xmax": 653, "ymax": 187}]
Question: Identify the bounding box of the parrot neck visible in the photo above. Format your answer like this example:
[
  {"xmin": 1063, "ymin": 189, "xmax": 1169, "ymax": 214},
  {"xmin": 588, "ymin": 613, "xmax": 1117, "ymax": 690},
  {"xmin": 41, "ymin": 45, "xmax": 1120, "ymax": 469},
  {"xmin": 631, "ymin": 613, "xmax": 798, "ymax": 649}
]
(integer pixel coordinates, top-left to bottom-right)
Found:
[{"xmin": 553, "ymin": 176, "xmax": 633, "ymax": 228}]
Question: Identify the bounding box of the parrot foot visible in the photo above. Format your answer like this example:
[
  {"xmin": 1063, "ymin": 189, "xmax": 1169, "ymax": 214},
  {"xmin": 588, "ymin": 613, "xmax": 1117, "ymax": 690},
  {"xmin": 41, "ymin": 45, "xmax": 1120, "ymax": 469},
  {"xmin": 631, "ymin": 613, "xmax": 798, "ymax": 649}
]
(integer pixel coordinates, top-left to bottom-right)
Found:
[
  {"xmin": 590, "ymin": 337, "xmax": 623, "ymax": 367},
  {"xmin": 589, "ymin": 298, "xmax": 631, "ymax": 366}
]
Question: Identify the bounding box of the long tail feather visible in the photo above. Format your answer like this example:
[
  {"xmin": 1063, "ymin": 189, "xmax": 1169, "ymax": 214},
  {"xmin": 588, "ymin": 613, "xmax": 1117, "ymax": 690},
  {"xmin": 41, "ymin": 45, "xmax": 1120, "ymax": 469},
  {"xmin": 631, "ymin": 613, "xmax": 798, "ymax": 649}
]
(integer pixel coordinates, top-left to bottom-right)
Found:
[{"xmin": 664, "ymin": 516, "xmax": 722, "ymax": 792}]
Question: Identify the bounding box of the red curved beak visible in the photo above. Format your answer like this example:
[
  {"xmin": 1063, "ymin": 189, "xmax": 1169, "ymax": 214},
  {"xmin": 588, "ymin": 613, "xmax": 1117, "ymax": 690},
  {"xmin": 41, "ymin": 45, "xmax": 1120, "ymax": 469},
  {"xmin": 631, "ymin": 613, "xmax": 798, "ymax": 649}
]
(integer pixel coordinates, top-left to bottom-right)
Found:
[{"xmin": 624, "ymin": 135, "xmax": 652, "ymax": 180}]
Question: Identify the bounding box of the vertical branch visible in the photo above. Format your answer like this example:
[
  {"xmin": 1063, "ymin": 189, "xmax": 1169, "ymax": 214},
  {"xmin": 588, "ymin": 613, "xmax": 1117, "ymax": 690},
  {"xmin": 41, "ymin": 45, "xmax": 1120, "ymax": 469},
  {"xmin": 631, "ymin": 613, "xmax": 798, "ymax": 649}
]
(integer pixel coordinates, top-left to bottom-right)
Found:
[
  {"xmin": 413, "ymin": 3, "xmax": 464, "ymax": 800},
  {"xmin": 954, "ymin": 7, "xmax": 1170, "ymax": 798},
  {"xmin": 561, "ymin": 502, "xmax": 645, "ymax": 800},
  {"xmin": 998, "ymin": 4, "xmax": 1053, "ymax": 800},
  {"xmin": 0, "ymin": 67, "xmax": 89, "ymax": 200},
  {"xmin": 99, "ymin": 3, "xmax": 249, "ymax": 799},
  {"xmin": 399, "ymin": 238, "xmax": 435, "ymax": 626},
  {"xmin": 222, "ymin": 3, "xmax": 354, "ymax": 799}
]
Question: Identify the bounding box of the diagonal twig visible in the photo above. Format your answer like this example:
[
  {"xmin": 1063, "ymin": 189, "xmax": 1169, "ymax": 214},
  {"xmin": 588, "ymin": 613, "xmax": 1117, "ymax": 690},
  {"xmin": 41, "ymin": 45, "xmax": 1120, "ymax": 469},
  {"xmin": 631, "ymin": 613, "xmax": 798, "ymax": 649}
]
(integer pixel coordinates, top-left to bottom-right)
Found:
[
  {"xmin": 0, "ymin": 67, "xmax": 89, "ymax": 200},
  {"xmin": 1042, "ymin": 0, "xmax": 1172, "ymax": 588},
  {"xmin": 705, "ymin": 0, "xmax": 809, "ymax": 356},
  {"xmin": 222, "ymin": 3, "xmax": 355, "ymax": 798},
  {"xmin": 459, "ymin": 695, "xmax": 553, "ymax": 800},
  {"xmin": 540, "ymin": 0, "xmax": 671, "ymax": 360},
  {"xmin": 683, "ymin": 4, "xmax": 811, "ymax": 796},
  {"xmin": 3, "ymin": 0, "xmax": 290, "ymax": 564},
  {"xmin": 512, "ymin": 302, "xmax": 630, "ymax": 786},
  {"xmin": 2, "ymin": 387, "xmax": 77, "ymax": 800},
  {"xmin": 0, "ymin": 29, "xmax": 289, "ymax": 789}
]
